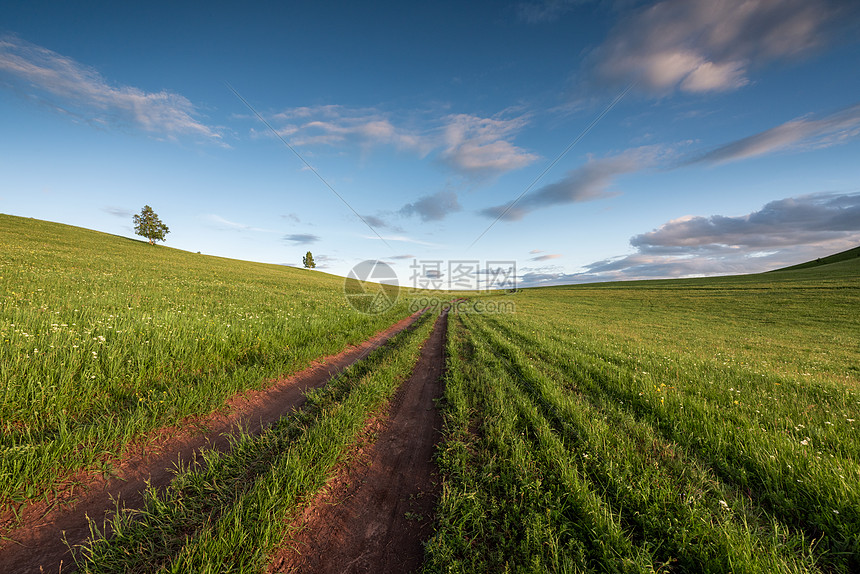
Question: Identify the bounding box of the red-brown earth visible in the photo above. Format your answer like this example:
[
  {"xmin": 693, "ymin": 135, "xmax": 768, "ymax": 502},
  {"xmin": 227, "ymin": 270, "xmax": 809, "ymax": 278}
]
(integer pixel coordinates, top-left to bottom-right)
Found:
[{"xmin": 268, "ymin": 310, "xmax": 447, "ymax": 574}]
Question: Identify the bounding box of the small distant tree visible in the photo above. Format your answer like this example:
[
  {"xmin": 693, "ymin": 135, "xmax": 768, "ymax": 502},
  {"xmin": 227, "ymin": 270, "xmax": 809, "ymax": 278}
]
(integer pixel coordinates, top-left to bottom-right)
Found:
[
  {"xmin": 303, "ymin": 251, "xmax": 316, "ymax": 269},
  {"xmin": 133, "ymin": 205, "xmax": 170, "ymax": 245}
]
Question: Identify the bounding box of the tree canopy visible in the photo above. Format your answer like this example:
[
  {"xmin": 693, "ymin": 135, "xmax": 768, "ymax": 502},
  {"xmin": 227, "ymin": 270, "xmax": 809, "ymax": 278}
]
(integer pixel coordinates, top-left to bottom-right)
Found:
[
  {"xmin": 133, "ymin": 205, "xmax": 170, "ymax": 245},
  {"xmin": 303, "ymin": 251, "xmax": 316, "ymax": 269}
]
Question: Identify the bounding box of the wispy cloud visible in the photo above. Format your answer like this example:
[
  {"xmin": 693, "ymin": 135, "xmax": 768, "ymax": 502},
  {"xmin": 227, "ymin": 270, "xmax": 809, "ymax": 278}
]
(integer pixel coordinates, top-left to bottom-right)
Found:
[
  {"xmin": 530, "ymin": 253, "xmax": 562, "ymax": 261},
  {"xmin": 272, "ymin": 104, "xmax": 429, "ymax": 153},
  {"xmin": 204, "ymin": 214, "xmax": 276, "ymax": 233},
  {"xmin": 591, "ymin": 0, "xmax": 854, "ymax": 94},
  {"xmin": 481, "ymin": 146, "xmax": 660, "ymax": 221},
  {"xmin": 284, "ymin": 233, "xmax": 320, "ymax": 244},
  {"xmin": 399, "ymin": 190, "xmax": 462, "ymax": 221},
  {"xmin": 361, "ymin": 234, "xmax": 441, "ymax": 247},
  {"xmin": 360, "ymin": 214, "xmax": 403, "ymax": 232},
  {"xmin": 518, "ymin": 0, "xmax": 588, "ymax": 23},
  {"xmin": 312, "ymin": 253, "xmax": 335, "ymax": 269},
  {"xmin": 362, "ymin": 214, "xmax": 387, "ymax": 228},
  {"xmin": 439, "ymin": 113, "xmax": 538, "ymax": 177},
  {"xmin": 103, "ymin": 206, "xmax": 133, "ymax": 218},
  {"xmin": 0, "ymin": 35, "xmax": 223, "ymax": 142},
  {"xmin": 688, "ymin": 103, "xmax": 860, "ymax": 164},
  {"xmin": 266, "ymin": 105, "xmax": 537, "ymax": 179}
]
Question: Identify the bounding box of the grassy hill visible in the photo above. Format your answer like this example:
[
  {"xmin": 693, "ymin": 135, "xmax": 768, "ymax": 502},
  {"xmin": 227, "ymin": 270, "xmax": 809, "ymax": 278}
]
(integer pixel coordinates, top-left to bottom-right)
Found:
[
  {"xmin": 493, "ymin": 243, "xmax": 860, "ymax": 384},
  {"xmin": 431, "ymin": 245, "xmax": 860, "ymax": 572},
  {"xmin": 4, "ymin": 215, "xmax": 859, "ymax": 571},
  {"xmin": 771, "ymin": 245, "xmax": 860, "ymax": 272},
  {"xmin": 0, "ymin": 214, "xmax": 414, "ymax": 503}
]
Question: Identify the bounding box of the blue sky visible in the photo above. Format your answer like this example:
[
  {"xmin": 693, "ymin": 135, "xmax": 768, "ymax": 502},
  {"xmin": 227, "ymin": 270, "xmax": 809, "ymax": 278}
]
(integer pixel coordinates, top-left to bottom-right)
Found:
[{"xmin": 2, "ymin": 0, "xmax": 860, "ymax": 288}]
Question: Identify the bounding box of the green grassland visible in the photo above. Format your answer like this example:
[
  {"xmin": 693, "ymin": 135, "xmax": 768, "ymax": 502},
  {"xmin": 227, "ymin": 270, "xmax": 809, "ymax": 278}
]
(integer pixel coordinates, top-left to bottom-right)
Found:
[
  {"xmin": 774, "ymin": 246, "xmax": 860, "ymax": 272},
  {"xmin": 428, "ymin": 256, "xmax": 860, "ymax": 572},
  {"xmin": 0, "ymin": 214, "xmax": 417, "ymax": 508},
  {"xmin": 3, "ymin": 213, "xmax": 859, "ymax": 572},
  {"xmin": 78, "ymin": 310, "xmax": 438, "ymax": 573}
]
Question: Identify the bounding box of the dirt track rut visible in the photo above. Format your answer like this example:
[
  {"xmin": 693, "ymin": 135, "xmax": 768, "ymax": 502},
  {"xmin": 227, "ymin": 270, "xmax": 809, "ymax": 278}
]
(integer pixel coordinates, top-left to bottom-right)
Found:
[
  {"xmin": 0, "ymin": 311, "xmax": 425, "ymax": 574},
  {"xmin": 269, "ymin": 310, "xmax": 447, "ymax": 573}
]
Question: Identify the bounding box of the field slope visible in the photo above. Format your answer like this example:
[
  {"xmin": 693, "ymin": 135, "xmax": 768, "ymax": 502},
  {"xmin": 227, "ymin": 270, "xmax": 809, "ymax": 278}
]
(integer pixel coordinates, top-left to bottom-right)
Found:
[
  {"xmin": 429, "ymin": 257, "xmax": 860, "ymax": 573},
  {"xmin": 3, "ymin": 214, "xmax": 859, "ymax": 573},
  {"xmin": 0, "ymin": 214, "xmax": 415, "ymax": 509},
  {"xmin": 771, "ymin": 245, "xmax": 860, "ymax": 272}
]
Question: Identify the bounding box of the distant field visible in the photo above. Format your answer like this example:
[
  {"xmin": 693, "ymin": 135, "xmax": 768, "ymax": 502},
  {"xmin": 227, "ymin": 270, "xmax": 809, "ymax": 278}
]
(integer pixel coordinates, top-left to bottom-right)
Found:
[
  {"xmin": 0, "ymin": 214, "xmax": 415, "ymax": 506},
  {"xmin": 428, "ymin": 257, "xmax": 860, "ymax": 573}
]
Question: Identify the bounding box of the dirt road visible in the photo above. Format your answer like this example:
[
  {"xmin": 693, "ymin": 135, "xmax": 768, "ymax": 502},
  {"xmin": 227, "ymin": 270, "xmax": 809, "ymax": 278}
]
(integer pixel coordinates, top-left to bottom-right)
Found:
[
  {"xmin": 0, "ymin": 311, "xmax": 425, "ymax": 574},
  {"xmin": 269, "ymin": 310, "xmax": 447, "ymax": 573}
]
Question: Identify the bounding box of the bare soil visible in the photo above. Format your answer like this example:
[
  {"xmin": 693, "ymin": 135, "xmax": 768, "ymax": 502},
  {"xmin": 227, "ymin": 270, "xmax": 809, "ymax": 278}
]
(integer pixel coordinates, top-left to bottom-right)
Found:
[
  {"xmin": 0, "ymin": 311, "xmax": 424, "ymax": 574},
  {"xmin": 268, "ymin": 310, "xmax": 447, "ymax": 574}
]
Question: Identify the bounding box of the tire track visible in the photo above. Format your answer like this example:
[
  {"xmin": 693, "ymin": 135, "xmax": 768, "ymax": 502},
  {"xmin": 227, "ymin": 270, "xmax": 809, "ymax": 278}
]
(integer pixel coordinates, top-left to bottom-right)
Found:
[
  {"xmin": 269, "ymin": 310, "xmax": 447, "ymax": 574},
  {"xmin": 0, "ymin": 310, "xmax": 425, "ymax": 574}
]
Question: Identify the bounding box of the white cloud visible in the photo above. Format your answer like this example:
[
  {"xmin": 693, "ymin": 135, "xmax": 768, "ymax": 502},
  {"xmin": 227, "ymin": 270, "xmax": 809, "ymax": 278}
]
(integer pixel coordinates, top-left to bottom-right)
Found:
[
  {"xmin": 204, "ymin": 214, "xmax": 276, "ymax": 233},
  {"xmin": 268, "ymin": 106, "xmax": 537, "ymax": 179},
  {"xmin": 439, "ymin": 113, "xmax": 538, "ymax": 177},
  {"xmin": 690, "ymin": 103, "xmax": 860, "ymax": 164},
  {"xmin": 592, "ymin": 0, "xmax": 851, "ymax": 94},
  {"xmin": 0, "ymin": 35, "xmax": 222, "ymax": 142},
  {"xmin": 272, "ymin": 104, "xmax": 430, "ymax": 154}
]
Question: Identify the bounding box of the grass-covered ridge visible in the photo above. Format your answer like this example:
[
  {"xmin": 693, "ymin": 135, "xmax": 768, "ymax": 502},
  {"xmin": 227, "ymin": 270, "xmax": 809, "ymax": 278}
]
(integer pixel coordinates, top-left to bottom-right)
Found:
[
  {"xmin": 0, "ymin": 214, "xmax": 414, "ymax": 506},
  {"xmin": 771, "ymin": 245, "xmax": 860, "ymax": 272},
  {"xmin": 429, "ymin": 256, "xmax": 860, "ymax": 572}
]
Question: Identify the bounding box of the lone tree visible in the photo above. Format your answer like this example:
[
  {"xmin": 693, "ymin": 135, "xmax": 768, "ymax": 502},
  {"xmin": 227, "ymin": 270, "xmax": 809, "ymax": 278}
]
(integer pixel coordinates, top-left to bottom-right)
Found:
[
  {"xmin": 133, "ymin": 205, "xmax": 170, "ymax": 245},
  {"xmin": 303, "ymin": 251, "xmax": 316, "ymax": 269}
]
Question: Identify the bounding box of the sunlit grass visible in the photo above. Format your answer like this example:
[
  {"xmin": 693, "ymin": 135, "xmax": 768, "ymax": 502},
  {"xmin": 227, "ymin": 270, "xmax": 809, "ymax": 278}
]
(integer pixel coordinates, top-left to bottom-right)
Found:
[
  {"xmin": 76, "ymin": 311, "xmax": 437, "ymax": 573},
  {"xmin": 0, "ymin": 214, "xmax": 416, "ymax": 507},
  {"xmin": 4, "ymin": 213, "xmax": 859, "ymax": 572},
  {"xmin": 428, "ymin": 256, "xmax": 860, "ymax": 573}
]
